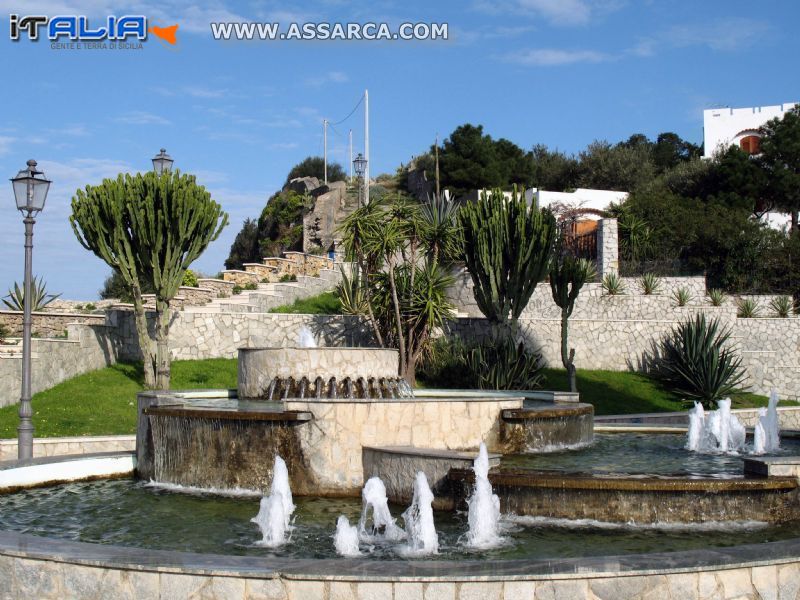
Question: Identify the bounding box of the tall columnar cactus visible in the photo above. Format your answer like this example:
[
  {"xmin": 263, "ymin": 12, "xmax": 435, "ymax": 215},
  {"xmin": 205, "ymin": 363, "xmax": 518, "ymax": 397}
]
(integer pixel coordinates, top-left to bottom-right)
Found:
[
  {"xmin": 70, "ymin": 170, "xmax": 228, "ymax": 389},
  {"xmin": 549, "ymin": 256, "xmax": 596, "ymax": 393},
  {"xmin": 459, "ymin": 187, "xmax": 556, "ymax": 324}
]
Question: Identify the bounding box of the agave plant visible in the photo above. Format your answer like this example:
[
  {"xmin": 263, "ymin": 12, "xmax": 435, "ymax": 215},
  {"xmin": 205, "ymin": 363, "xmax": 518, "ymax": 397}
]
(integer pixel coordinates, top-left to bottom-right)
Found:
[
  {"xmin": 463, "ymin": 333, "xmax": 544, "ymax": 390},
  {"xmin": 769, "ymin": 295, "xmax": 794, "ymax": 318},
  {"xmin": 602, "ymin": 272, "xmax": 625, "ymax": 295},
  {"xmin": 2, "ymin": 277, "xmax": 61, "ymax": 312},
  {"xmin": 657, "ymin": 314, "xmax": 747, "ymax": 408},
  {"xmin": 737, "ymin": 297, "xmax": 760, "ymax": 318},
  {"xmin": 639, "ymin": 272, "xmax": 661, "ymax": 295},
  {"xmin": 672, "ymin": 286, "xmax": 691, "ymax": 307},
  {"xmin": 708, "ymin": 289, "xmax": 726, "ymax": 307}
]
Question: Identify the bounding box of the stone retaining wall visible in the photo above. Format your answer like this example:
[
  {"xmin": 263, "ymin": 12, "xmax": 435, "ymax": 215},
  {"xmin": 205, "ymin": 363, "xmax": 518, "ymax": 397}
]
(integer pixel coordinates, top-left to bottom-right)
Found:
[
  {"xmin": 0, "ymin": 323, "xmax": 118, "ymax": 408},
  {"xmin": 0, "ymin": 435, "xmax": 135, "ymax": 462},
  {"xmin": 0, "ymin": 310, "xmax": 105, "ymax": 338}
]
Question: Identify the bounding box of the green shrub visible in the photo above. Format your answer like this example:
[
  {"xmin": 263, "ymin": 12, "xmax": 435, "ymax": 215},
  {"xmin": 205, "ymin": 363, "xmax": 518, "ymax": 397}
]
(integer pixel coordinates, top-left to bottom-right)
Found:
[
  {"xmin": 2, "ymin": 277, "xmax": 61, "ymax": 312},
  {"xmin": 657, "ymin": 314, "xmax": 747, "ymax": 408},
  {"xmin": 269, "ymin": 291, "xmax": 342, "ymax": 314},
  {"xmin": 418, "ymin": 333, "xmax": 544, "ymax": 391},
  {"xmin": 84, "ymin": 303, "xmax": 97, "ymax": 312},
  {"xmin": 708, "ymin": 289, "xmax": 726, "ymax": 306},
  {"xmin": 672, "ymin": 286, "xmax": 691, "ymax": 307},
  {"xmin": 0, "ymin": 323, "xmax": 8, "ymax": 343},
  {"xmin": 181, "ymin": 270, "xmax": 199, "ymax": 287},
  {"xmin": 737, "ymin": 297, "xmax": 760, "ymax": 318},
  {"xmin": 232, "ymin": 285, "xmax": 243, "ymax": 295},
  {"xmin": 279, "ymin": 274, "xmax": 297, "ymax": 283},
  {"xmin": 770, "ymin": 295, "xmax": 793, "ymax": 318},
  {"xmin": 244, "ymin": 282, "xmax": 258, "ymax": 291},
  {"xmin": 639, "ymin": 273, "xmax": 661, "ymax": 295},
  {"xmin": 602, "ymin": 272, "xmax": 625, "ymax": 295}
]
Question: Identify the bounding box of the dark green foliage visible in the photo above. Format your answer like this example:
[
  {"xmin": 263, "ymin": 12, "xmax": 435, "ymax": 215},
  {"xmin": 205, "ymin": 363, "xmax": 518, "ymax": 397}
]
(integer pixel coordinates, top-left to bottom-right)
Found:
[
  {"xmin": 531, "ymin": 145, "xmax": 581, "ymax": 191},
  {"xmin": 257, "ymin": 190, "xmax": 310, "ymax": 258},
  {"xmin": 736, "ymin": 298, "xmax": 760, "ymax": 318},
  {"xmin": 673, "ymin": 287, "xmax": 691, "ymax": 307},
  {"xmin": 100, "ymin": 270, "xmax": 153, "ymax": 302},
  {"xmin": 243, "ymin": 282, "xmax": 258, "ymax": 291},
  {"xmin": 2, "ymin": 277, "xmax": 61, "ymax": 312},
  {"xmin": 418, "ymin": 333, "xmax": 543, "ymax": 391},
  {"xmin": 224, "ymin": 218, "xmax": 259, "ymax": 270},
  {"xmin": 285, "ymin": 156, "xmax": 346, "ymax": 185},
  {"xmin": 657, "ymin": 315, "xmax": 747, "ymax": 408},
  {"xmin": 460, "ymin": 188, "xmax": 556, "ymax": 323},
  {"xmin": 770, "ymin": 295, "xmax": 793, "ymax": 318},
  {"xmin": 0, "ymin": 323, "xmax": 9, "ymax": 343},
  {"xmin": 760, "ymin": 107, "xmax": 800, "ymax": 228},
  {"xmin": 436, "ymin": 124, "xmax": 535, "ymax": 198},
  {"xmin": 279, "ymin": 274, "xmax": 297, "ymax": 283},
  {"xmin": 578, "ymin": 140, "xmax": 655, "ymax": 191}
]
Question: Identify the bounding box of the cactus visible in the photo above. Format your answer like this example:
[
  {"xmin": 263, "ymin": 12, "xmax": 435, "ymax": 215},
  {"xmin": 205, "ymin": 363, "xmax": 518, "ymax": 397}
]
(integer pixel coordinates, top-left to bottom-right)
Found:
[
  {"xmin": 550, "ymin": 256, "xmax": 596, "ymax": 393},
  {"xmin": 70, "ymin": 170, "xmax": 227, "ymax": 388},
  {"xmin": 459, "ymin": 187, "xmax": 556, "ymax": 324}
]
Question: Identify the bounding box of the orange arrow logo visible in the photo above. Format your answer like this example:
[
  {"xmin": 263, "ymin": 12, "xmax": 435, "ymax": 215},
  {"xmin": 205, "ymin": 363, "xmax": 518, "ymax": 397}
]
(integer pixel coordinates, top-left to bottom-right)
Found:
[{"xmin": 150, "ymin": 24, "xmax": 178, "ymax": 45}]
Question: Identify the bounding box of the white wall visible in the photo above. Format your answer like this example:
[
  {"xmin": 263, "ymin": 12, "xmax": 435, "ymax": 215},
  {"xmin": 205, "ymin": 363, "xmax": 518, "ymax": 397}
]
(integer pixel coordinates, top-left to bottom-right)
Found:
[
  {"xmin": 463, "ymin": 188, "xmax": 628, "ymax": 216},
  {"xmin": 703, "ymin": 103, "xmax": 797, "ymax": 158}
]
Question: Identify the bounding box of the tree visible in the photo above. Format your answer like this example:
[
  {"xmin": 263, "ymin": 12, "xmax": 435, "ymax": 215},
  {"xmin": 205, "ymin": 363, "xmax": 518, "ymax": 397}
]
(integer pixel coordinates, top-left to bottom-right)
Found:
[
  {"xmin": 224, "ymin": 218, "xmax": 259, "ymax": 270},
  {"xmin": 100, "ymin": 270, "xmax": 153, "ymax": 302},
  {"xmin": 71, "ymin": 170, "xmax": 227, "ymax": 389},
  {"xmin": 549, "ymin": 255, "xmax": 595, "ymax": 392},
  {"xmin": 760, "ymin": 107, "xmax": 800, "ymax": 230},
  {"xmin": 257, "ymin": 190, "xmax": 309, "ymax": 257},
  {"xmin": 337, "ymin": 194, "xmax": 458, "ymax": 384},
  {"xmin": 531, "ymin": 144, "xmax": 581, "ymax": 191},
  {"xmin": 459, "ymin": 187, "xmax": 556, "ymax": 324},
  {"xmin": 284, "ymin": 156, "xmax": 346, "ymax": 185},
  {"xmin": 578, "ymin": 140, "xmax": 655, "ymax": 191}
]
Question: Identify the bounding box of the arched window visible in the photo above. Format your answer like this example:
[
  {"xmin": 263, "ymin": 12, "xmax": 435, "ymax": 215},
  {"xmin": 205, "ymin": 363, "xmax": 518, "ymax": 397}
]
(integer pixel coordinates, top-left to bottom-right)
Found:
[{"xmin": 739, "ymin": 135, "xmax": 761, "ymax": 155}]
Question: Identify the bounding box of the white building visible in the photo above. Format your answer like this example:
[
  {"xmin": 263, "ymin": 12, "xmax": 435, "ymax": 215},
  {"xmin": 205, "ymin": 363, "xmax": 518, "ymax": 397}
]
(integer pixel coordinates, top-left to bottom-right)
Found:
[
  {"xmin": 463, "ymin": 188, "xmax": 628, "ymax": 218},
  {"xmin": 703, "ymin": 102, "xmax": 797, "ymax": 158}
]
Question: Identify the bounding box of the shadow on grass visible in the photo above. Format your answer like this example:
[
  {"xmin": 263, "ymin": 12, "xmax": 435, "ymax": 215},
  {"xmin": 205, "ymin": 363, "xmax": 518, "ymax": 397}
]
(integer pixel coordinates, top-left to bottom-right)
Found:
[{"xmin": 109, "ymin": 362, "xmax": 145, "ymax": 387}]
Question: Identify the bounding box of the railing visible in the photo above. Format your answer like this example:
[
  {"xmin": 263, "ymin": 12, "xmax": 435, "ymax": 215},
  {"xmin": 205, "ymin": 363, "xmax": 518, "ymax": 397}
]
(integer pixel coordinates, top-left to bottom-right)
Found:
[{"xmin": 560, "ymin": 221, "xmax": 597, "ymax": 260}]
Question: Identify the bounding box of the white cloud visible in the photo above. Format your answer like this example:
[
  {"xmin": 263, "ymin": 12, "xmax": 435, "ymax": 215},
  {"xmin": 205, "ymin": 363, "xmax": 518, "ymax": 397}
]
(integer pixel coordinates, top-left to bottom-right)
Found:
[
  {"xmin": 633, "ymin": 17, "xmax": 772, "ymax": 57},
  {"xmin": 0, "ymin": 136, "xmax": 16, "ymax": 156},
  {"xmin": 115, "ymin": 111, "xmax": 172, "ymax": 125},
  {"xmin": 474, "ymin": 0, "xmax": 593, "ymax": 26},
  {"xmin": 304, "ymin": 71, "xmax": 349, "ymax": 87},
  {"xmin": 503, "ymin": 48, "xmax": 610, "ymax": 66}
]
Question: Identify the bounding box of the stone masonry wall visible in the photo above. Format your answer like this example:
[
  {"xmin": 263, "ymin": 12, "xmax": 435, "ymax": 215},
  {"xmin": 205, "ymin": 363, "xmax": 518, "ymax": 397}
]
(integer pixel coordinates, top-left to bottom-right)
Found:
[{"xmin": 0, "ymin": 310, "xmax": 106, "ymax": 338}]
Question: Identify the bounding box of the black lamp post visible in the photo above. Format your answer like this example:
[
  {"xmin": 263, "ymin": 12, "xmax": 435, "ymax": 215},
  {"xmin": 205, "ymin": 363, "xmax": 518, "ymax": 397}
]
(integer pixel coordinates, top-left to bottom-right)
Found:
[
  {"xmin": 353, "ymin": 153, "xmax": 367, "ymax": 206},
  {"xmin": 152, "ymin": 148, "xmax": 174, "ymax": 174},
  {"xmin": 10, "ymin": 159, "xmax": 51, "ymax": 460}
]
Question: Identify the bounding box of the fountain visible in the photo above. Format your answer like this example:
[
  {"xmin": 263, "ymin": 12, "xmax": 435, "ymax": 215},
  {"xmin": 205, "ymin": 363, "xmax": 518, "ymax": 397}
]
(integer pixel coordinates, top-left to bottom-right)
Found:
[
  {"xmin": 358, "ymin": 476, "xmax": 406, "ymax": 542},
  {"xmin": 466, "ymin": 443, "xmax": 501, "ymax": 548},
  {"xmin": 333, "ymin": 515, "xmax": 361, "ymax": 557},
  {"xmin": 399, "ymin": 472, "xmax": 439, "ymax": 555},
  {"xmin": 251, "ymin": 456, "xmax": 295, "ymax": 547},
  {"xmin": 687, "ymin": 394, "xmax": 780, "ymax": 455}
]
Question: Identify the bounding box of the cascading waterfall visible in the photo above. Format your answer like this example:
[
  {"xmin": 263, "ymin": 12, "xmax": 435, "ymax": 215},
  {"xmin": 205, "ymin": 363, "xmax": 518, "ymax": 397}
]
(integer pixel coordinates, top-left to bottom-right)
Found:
[
  {"xmin": 333, "ymin": 515, "xmax": 361, "ymax": 557},
  {"xmin": 399, "ymin": 472, "xmax": 439, "ymax": 555},
  {"xmin": 466, "ymin": 442, "xmax": 502, "ymax": 548},
  {"xmin": 687, "ymin": 396, "xmax": 779, "ymax": 455},
  {"xmin": 357, "ymin": 477, "xmax": 406, "ymax": 542},
  {"xmin": 251, "ymin": 456, "xmax": 295, "ymax": 547}
]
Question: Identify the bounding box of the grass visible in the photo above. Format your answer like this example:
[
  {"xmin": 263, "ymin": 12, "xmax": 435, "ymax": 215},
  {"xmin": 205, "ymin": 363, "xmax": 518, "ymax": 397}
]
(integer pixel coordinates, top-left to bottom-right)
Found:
[
  {"xmin": 0, "ymin": 358, "xmax": 789, "ymax": 438},
  {"xmin": 269, "ymin": 291, "xmax": 342, "ymax": 314},
  {"xmin": 0, "ymin": 359, "xmax": 238, "ymax": 439}
]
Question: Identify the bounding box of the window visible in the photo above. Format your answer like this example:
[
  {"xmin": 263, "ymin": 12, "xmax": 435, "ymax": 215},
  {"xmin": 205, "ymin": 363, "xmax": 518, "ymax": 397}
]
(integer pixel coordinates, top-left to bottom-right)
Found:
[{"xmin": 739, "ymin": 135, "xmax": 760, "ymax": 155}]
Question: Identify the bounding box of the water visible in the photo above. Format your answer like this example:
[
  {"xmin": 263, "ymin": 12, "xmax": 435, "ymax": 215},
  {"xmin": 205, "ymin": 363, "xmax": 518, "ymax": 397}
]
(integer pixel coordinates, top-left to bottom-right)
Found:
[
  {"xmin": 251, "ymin": 456, "xmax": 294, "ymax": 547},
  {"xmin": 358, "ymin": 477, "xmax": 406, "ymax": 542},
  {"xmin": 257, "ymin": 375, "xmax": 414, "ymax": 401},
  {"xmin": 298, "ymin": 326, "xmax": 317, "ymax": 348},
  {"xmin": 4, "ymin": 478, "xmax": 800, "ymax": 560},
  {"xmin": 503, "ymin": 433, "xmax": 800, "ymax": 478},
  {"xmin": 466, "ymin": 443, "xmax": 502, "ymax": 548},
  {"xmin": 686, "ymin": 397, "xmax": 778, "ymax": 455},
  {"xmin": 334, "ymin": 515, "xmax": 361, "ymax": 557},
  {"xmin": 399, "ymin": 472, "xmax": 439, "ymax": 555}
]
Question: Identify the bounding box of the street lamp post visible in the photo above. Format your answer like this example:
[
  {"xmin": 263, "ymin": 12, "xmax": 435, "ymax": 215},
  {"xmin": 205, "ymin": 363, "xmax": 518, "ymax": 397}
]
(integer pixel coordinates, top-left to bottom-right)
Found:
[
  {"xmin": 353, "ymin": 153, "xmax": 367, "ymax": 207},
  {"xmin": 10, "ymin": 159, "xmax": 51, "ymax": 460},
  {"xmin": 152, "ymin": 148, "xmax": 174, "ymax": 174}
]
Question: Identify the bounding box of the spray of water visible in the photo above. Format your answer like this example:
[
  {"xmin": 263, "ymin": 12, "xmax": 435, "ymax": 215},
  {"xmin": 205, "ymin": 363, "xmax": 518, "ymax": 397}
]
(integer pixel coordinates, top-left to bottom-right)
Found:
[
  {"xmin": 358, "ymin": 477, "xmax": 406, "ymax": 542},
  {"xmin": 687, "ymin": 396, "xmax": 780, "ymax": 455},
  {"xmin": 298, "ymin": 326, "xmax": 317, "ymax": 348},
  {"xmin": 251, "ymin": 456, "xmax": 295, "ymax": 547},
  {"xmin": 399, "ymin": 472, "xmax": 439, "ymax": 555},
  {"xmin": 466, "ymin": 442, "xmax": 502, "ymax": 548},
  {"xmin": 333, "ymin": 515, "xmax": 361, "ymax": 557}
]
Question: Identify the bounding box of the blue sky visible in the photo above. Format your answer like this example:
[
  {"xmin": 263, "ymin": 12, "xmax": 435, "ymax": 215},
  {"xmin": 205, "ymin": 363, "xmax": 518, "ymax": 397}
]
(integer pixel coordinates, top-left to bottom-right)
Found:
[{"xmin": 0, "ymin": 0, "xmax": 798, "ymax": 299}]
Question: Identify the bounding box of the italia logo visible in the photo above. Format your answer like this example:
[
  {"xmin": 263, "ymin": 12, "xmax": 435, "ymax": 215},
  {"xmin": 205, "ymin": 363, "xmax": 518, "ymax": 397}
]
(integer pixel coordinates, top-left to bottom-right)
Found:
[{"xmin": 9, "ymin": 14, "xmax": 178, "ymax": 45}]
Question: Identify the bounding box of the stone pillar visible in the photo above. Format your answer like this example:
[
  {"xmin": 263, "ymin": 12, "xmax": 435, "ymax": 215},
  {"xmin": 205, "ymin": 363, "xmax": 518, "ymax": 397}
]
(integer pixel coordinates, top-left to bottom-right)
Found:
[{"xmin": 597, "ymin": 218, "xmax": 619, "ymax": 279}]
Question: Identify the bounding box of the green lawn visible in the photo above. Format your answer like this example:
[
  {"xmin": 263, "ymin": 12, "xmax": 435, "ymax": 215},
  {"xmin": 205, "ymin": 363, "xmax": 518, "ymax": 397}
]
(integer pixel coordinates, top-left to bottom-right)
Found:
[
  {"xmin": 0, "ymin": 359, "xmax": 238, "ymax": 439},
  {"xmin": 269, "ymin": 291, "xmax": 342, "ymax": 314},
  {"xmin": 0, "ymin": 358, "xmax": 785, "ymax": 438}
]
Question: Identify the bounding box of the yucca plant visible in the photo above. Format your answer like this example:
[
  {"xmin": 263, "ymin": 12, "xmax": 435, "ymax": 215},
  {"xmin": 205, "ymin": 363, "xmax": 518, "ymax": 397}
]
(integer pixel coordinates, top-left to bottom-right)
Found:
[
  {"xmin": 769, "ymin": 295, "xmax": 793, "ymax": 318},
  {"xmin": 463, "ymin": 333, "xmax": 544, "ymax": 390},
  {"xmin": 639, "ymin": 272, "xmax": 661, "ymax": 295},
  {"xmin": 2, "ymin": 277, "xmax": 61, "ymax": 312},
  {"xmin": 708, "ymin": 289, "xmax": 726, "ymax": 307},
  {"xmin": 737, "ymin": 297, "xmax": 760, "ymax": 318},
  {"xmin": 672, "ymin": 286, "xmax": 691, "ymax": 307},
  {"xmin": 602, "ymin": 272, "xmax": 625, "ymax": 295},
  {"xmin": 336, "ymin": 267, "xmax": 370, "ymax": 316},
  {"xmin": 657, "ymin": 314, "xmax": 747, "ymax": 408}
]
